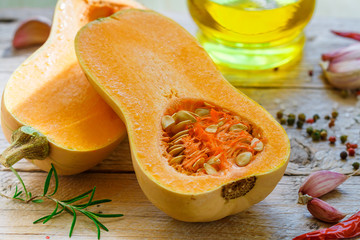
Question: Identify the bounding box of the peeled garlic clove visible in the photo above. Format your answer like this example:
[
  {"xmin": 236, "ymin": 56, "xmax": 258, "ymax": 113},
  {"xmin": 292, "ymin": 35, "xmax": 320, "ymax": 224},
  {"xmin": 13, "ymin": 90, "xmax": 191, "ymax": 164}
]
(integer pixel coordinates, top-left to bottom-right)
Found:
[
  {"xmin": 298, "ymin": 170, "xmax": 348, "ymax": 201},
  {"xmin": 321, "ymin": 43, "xmax": 360, "ymax": 61},
  {"xmin": 328, "ymin": 59, "xmax": 360, "ymax": 73},
  {"xmin": 306, "ymin": 197, "xmax": 346, "ymax": 223},
  {"xmin": 12, "ymin": 16, "xmax": 51, "ymax": 49}
]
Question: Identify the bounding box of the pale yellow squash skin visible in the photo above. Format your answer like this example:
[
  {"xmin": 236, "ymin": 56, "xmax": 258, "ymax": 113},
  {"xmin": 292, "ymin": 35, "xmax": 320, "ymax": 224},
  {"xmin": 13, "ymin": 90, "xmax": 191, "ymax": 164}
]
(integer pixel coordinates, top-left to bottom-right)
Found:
[
  {"xmin": 76, "ymin": 10, "xmax": 290, "ymax": 221},
  {"xmin": 1, "ymin": 0, "xmax": 144, "ymax": 174}
]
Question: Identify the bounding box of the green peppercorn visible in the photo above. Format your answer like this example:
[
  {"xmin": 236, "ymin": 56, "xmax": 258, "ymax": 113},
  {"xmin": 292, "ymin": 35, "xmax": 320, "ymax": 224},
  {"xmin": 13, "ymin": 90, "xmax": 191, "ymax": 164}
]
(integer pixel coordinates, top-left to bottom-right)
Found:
[
  {"xmin": 298, "ymin": 113, "xmax": 306, "ymax": 122},
  {"xmin": 306, "ymin": 127, "xmax": 313, "ymax": 135},
  {"xmin": 320, "ymin": 130, "xmax": 327, "ymax": 140},
  {"xmin": 312, "ymin": 131, "xmax": 321, "ymax": 141},
  {"xmin": 313, "ymin": 114, "xmax": 320, "ymax": 122},
  {"xmin": 340, "ymin": 135, "xmax": 348, "ymax": 144},
  {"xmin": 280, "ymin": 118, "xmax": 286, "ymax": 125},
  {"xmin": 296, "ymin": 120, "xmax": 304, "ymax": 129},
  {"xmin": 287, "ymin": 117, "xmax": 295, "ymax": 126},
  {"xmin": 353, "ymin": 162, "xmax": 360, "ymax": 170},
  {"xmin": 340, "ymin": 151, "xmax": 348, "ymax": 160},
  {"xmin": 332, "ymin": 111, "xmax": 339, "ymax": 119},
  {"xmin": 288, "ymin": 113, "xmax": 295, "ymax": 119},
  {"xmin": 276, "ymin": 111, "xmax": 283, "ymax": 119},
  {"xmin": 324, "ymin": 115, "xmax": 330, "ymax": 120}
]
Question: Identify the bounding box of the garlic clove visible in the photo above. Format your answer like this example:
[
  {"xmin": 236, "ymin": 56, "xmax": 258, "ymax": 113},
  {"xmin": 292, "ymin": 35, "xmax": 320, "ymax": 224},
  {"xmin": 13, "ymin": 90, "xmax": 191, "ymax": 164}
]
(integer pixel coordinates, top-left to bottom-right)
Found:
[
  {"xmin": 328, "ymin": 59, "xmax": 360, "ymax": 73},
  {"xmin": 298, "ymin": 170, "xmax": 348, "ymax": 201},
  {"xmin": 320, "ymin": 62, "xmax": 360, "ymax": 89},
  {"xmin": 322, "ymin": 43, "xmax": 360, "ymax": 61},
  {"xmin": 12, "ymin": 16, "xmax": 51, "ymax": 49},
  {"xmin": 307, "ymin": 197, "xmax": 346, "ymax": 223}
]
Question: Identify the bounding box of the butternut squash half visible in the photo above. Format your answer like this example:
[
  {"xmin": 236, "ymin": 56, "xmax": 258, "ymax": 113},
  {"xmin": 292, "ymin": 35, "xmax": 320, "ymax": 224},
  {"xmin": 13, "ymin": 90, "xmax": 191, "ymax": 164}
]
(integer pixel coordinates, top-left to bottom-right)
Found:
[
  {"xmin": 75, "ymin": 10, "xmax": 290, "ymax": 221},
  {"xmin": 1, "ymin": 0, "xmax": 144, "ymax": 174}
]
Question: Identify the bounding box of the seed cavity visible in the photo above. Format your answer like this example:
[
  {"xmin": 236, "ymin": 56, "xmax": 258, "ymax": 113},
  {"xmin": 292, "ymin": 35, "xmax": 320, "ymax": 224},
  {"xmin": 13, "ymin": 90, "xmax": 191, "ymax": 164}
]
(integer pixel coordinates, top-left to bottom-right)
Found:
[
  {"xmin": 162, "ymin": 115, "xmax": 175, "ymax": 130},
  {"xmin": 251, "ymin": 138, "xmax": 264, "ymax": 152},
  {"xmin": 161, "ymin": 102, "xmax": 263, "ymax": 176},
  {"xmin": 235, "ymin": 152, "xmax": 252, "ymax": 167}
]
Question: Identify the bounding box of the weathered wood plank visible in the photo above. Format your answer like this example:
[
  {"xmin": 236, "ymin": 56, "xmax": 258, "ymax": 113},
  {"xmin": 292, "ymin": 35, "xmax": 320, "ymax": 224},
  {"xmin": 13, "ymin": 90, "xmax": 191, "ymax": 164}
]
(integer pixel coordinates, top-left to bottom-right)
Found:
[{"xmin": 0, "ymin": 172, "xmax": 358, "ymax": 240}]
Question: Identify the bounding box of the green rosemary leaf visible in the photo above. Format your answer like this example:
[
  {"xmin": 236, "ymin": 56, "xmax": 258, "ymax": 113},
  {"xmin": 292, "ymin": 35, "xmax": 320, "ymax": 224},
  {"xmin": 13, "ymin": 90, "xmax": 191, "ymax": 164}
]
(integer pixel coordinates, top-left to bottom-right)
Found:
[
  {"xmin": 13, "ymin": 185, "xmax": 18, "ymax": 198},
  {"xmin": 33, "ymin": 215, "xmax": 49, "ymax": 224},
  {"xmin": 69, "ymin": 207, "xmax": 77, "ymax": 238},
  {"xmin": 82, "ymin": 212, "xmax": 102, "ymax": 239},
  {"xmin": 14, "ymin": 197, "xmax": 24, "ymax": 201},
  {"xmin": 84, "ymin": 187, "xmax": 96, "ymax": 208},
  {"xmin": 62, "ymin": 189, "xmax": 92, "ymax": 203},
  {"xmin": 14, "ymin": 190, "xmax": 23, "ymax": 198},
  {"xmin": 43, "ymin": 201, "xmax": 59, "ymax": 224},
  {"xmin": 48, "ymin": 164, "xmax": 58, "ymax": 196},
  {"xmin": 92, "ymin": 213, "xmax": 124, "ymax": 218},
  {"xmin": 83, "ymin": 211, "xmax": 109, "ymax": 232},
  {"xmin": 43, "ymin": 167, "xmax": 54, "ymax": 196},
  {"xmin": 10, "ymin": 167, "xmax": 30, "ymax": 200},
  {"xmin": 32, "ymin": 199, "xmax": 44, "ymax": 203},
  {"xmin": 74, "ymin": 199, "xmax": 112, "ymax": 209},
  {"xmin": 28, "ymin": 191, "xmax": 32, "ymax": 198}
]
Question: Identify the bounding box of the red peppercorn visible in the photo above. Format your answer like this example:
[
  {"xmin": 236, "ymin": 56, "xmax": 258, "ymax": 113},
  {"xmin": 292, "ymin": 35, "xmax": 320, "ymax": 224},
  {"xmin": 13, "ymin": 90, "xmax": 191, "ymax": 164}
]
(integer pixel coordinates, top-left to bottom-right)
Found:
[
  {"xmin": 306, "ymin": 118, "xmax": 314, "ymax": 124},
  {"xmin": 308, "ymin": 70, "xmax": 313, "ymax": 76},
  {"xmin": 346, "ymin": 143, "xmax": 358, "ymax": 149},
  {"xmin": 328, "ymin": 136, "xmax": 336, "ymax": 144},
  {"xmin": 348, "ymin": 148, "xmax": 355, "ymax": 156}
]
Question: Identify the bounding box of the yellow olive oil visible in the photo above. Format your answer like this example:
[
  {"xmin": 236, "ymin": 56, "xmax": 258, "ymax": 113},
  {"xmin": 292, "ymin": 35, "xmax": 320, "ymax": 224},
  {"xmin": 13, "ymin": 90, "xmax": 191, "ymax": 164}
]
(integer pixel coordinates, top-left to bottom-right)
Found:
[{"xmin": 188, "ymin": 0, "xmax": 315, "ymax": 70}]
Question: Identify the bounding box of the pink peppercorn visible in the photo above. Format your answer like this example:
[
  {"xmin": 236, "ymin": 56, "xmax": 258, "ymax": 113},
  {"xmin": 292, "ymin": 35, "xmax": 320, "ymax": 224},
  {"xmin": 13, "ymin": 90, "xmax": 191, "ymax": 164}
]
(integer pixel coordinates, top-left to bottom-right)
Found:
[
  {"xmin": 306, "ymin": 118, "xmax": 314, "ymax": 124},
  {"xmin": 328, "ymin": 136, "xmax": 336, "ymax": 144},
  {"xmin": 348, "ymin": 148, "xmax": 355, "ymax": 156}
]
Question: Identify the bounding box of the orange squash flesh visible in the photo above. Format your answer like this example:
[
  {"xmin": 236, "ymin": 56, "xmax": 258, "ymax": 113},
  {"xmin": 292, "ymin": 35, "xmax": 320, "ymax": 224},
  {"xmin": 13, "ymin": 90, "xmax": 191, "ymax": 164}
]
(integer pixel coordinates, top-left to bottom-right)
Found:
[
  {"xmin": 1, "ymin": 0, "xmax": 144, "ymax": 174},
  {"xmin": 76, "ymin": 10, "xmax": 290, "ymax": 221}
]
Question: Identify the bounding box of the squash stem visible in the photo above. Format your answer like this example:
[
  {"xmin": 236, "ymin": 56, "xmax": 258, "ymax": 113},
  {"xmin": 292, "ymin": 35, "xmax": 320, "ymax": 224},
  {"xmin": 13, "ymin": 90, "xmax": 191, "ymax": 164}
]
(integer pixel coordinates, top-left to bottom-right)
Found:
[{"xmin": 0, "ymin": 126, "xmax": 49, "ymax": 167}]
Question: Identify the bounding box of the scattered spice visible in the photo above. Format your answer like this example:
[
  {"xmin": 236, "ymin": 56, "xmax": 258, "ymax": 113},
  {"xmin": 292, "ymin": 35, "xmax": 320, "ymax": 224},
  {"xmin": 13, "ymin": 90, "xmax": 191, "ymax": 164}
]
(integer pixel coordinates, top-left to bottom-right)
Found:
[
  {"xmin": 288, "ymin": 113, "xmax": 295, "ymax": 119},
  {"xmin": 280, "ymin": 118, "xmax": 286, "ymax": 125},
  {"xmin": 276, "ymin": 111, "xmax": 283, "ymax": 119},
  {"xmin": 306, "ymin": 118, "xmax": 314, "ymax": 124},
  {"xmin": 320, "ymin": 130, "xmax": 327, "ymax": 140},
  {"xmin": 353, "ymin": 162, "xmax": 360, "ymax": 170},
  {"xmin": 308, "ymin": 70, "xmax": 313, "ymax": 76},
  {"xmin": 306, "ymin": 127, "xmax": 313, "ymax": 136},
  {"xmin": 332, "ymin": 111, "xmax": 339, "ymax": 119},
  {"xmin": 346, "ymin": 143, "xmax": 358, "ymax": 149},
  {"xmin": 287, "ymin": 117, "xmax": 295, "ymax": 126},
  {"xmin": 298, "ymin": 113, "xmax": 306, "ymax": 122},
  {"xmin": 340, "ymin": 151, "xmax": 348, "ymax": 160},
  {"xmin": 328, "ymin": 118, "xmax": 335, "ymax": 128},
  {"xmin": 348, "ymin": 148, "xmax": 355, "ymax": 157},
  {"xmin": 296, "ymin": 120, "xmax": 304, "ymax": 129},
  {"xmin": 324, "ymin": 115, "xmax": 330, "ymax": 120},
  {"xmin": 312, "ymin": 131, "xmax": 320, "ymax": 141},
  {"xmin": 340, "ymin": 135, "xmax": 348, "ymax": 144},
  {"xmin": 313, "ymin": 114, "xmax": 320, "ymax": 122},
  {"xmin": 328, "ymin": 136, "xmax": 336, "ymax": 144}
]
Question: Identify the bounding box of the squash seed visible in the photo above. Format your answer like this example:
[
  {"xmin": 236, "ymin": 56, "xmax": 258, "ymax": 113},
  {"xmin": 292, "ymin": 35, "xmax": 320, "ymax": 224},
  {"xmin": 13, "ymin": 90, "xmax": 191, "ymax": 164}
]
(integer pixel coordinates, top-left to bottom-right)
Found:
[
  {"xmin": 195, "ymin": 108, "xmax": 210, "ymax": 117},
  {"xmin": 169, "ymin": 155, "xmax": 185, "ymax": 165},
  {"xmin": 230, "ymin": 123, "xmax": 248, "ymax": 132},
  {"xmin": 207, "ymin": 154, "xmax": 221, "ymax": 165},
  {"xmin": 204, "ymin": 102, "xmax": 215, "ymax": 108},
  {"xmin": 168, "ymin": 144, "xmax": 183, "ymax": 153},
  {"xmin": 174, "ymin": 110, "xmax": 196, "ymax": 123},
  {"xmin": 171, "ymin": 120, "xmax": 192, "ymax": 134},
  {"xmin": 192, "ymin": 158, "xmax": 205, "ymax": 168},
  {"xmin": 171, "ymin": 134, "xmax": 189, "ymax": 145},
  {"xmin": 170, "ymin": 129, "xmax": 189, "ymax": 141},
  {"xmin": 251, "ymin": 138, "xmax": 264, "ymax": 151},
  {"xmin": 205, "ymin": 125, "xmax": 218, "ymax": 133},
  {"xmin": 204, "ymin": 163, "xmax": 217, "ymax": 175},
  {"xmin": 217, "ymin": 121, "xmax": 225, "ymax": 127},
  {"xmin": 168, "ymin": 146, "xmax": 185, "ymax": 156},
  {"xmin": 235, "ymin": 152, "xmax": 252, "ymax": 167},
  {"xmin": 162, "ymin": 115, "xmax": 175, "ymax": 130}
]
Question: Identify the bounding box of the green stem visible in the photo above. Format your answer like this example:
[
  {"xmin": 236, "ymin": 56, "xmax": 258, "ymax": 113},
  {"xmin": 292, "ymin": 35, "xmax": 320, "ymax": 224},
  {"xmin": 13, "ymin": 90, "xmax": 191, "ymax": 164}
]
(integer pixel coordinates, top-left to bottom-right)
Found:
[{"xmin": 0, "ymin": 126, "xmax": 49, "ymax": 168}]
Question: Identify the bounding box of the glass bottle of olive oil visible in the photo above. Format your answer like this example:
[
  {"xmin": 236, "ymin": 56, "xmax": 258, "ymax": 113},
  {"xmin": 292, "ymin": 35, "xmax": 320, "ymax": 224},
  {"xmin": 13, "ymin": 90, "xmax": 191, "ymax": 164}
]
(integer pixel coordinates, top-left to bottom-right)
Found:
[{"xmin": 188, "ymin": 0, "xmax": 316, "ymax": 70}]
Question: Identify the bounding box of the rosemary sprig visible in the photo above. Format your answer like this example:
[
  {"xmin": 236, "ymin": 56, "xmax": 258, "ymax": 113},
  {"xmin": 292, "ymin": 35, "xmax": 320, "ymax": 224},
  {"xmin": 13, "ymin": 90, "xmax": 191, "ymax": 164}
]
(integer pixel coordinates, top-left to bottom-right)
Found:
[{"xmin": 2, "ymin": 164, "xmax": 123, "ymax": 239}]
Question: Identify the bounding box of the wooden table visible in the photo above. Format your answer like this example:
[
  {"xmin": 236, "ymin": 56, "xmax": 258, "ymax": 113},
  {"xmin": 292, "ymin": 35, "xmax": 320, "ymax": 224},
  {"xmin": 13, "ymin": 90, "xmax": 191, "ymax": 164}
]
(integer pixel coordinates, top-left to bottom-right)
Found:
[{"xmin": 1, "ymin": 8, "xmax": 360, "ymax": 240}]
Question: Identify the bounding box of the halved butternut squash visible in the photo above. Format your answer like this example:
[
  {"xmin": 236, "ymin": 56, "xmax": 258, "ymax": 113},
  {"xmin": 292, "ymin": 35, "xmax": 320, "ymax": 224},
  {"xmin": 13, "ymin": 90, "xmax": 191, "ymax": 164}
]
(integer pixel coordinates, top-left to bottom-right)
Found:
[
  {"xmin": 1, "ymin": 0, "xmax": 144, "ymax": 174},
  {"xmin": 76, "ymin": 10, "xmax": 290, "ymax": 221}
]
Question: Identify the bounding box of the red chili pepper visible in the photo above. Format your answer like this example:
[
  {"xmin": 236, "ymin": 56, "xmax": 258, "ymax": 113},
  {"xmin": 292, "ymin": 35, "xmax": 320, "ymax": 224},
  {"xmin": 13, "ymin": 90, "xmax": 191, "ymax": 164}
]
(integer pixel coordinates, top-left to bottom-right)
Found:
[
  {"xmin": 306, "ymin": 118, "xmax": 314, "ymax": 124},
  {"xmin": 293, "ymin": 211, "xmax": 360, "ymax": 240},
  {"xmin": 332, "ymin": 30, "xmax": 360, "ymax": 41}
]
